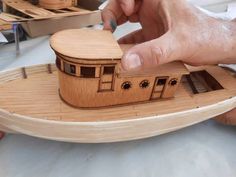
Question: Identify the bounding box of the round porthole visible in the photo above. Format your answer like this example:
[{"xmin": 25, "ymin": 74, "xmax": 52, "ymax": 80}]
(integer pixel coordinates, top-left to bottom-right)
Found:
[
  {"xmin": 169, "ymin": 78, "xmax": 178, "ymax": 86},
  {"xmin": 140, "ymin": 80, "xmax": 150, "ymax": 89},
  {"xmin": 122, "ymin": 81, "xmax": 132, "ymax": 90}
]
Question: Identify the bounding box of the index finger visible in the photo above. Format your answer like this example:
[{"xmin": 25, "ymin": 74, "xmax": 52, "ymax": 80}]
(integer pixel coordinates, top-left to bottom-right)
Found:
[{"xmin": 102, "ymin": 0, "xmax": 124, "ymax": 31}]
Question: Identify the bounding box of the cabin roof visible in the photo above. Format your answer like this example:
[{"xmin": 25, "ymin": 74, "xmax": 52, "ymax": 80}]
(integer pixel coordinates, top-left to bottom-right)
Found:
[
  {"xmin": 50, "ymin": 29, "xmax": 123, "ymax": 60},
  {"xmin": 118, "ymin": 61, "xmax": 190, "ymax": 77}
]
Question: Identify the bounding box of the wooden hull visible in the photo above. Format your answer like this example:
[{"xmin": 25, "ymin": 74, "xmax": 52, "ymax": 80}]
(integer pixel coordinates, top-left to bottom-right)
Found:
[{"xmin": 0, "ymin": 64, "xmax": 235, "ymax": 143}]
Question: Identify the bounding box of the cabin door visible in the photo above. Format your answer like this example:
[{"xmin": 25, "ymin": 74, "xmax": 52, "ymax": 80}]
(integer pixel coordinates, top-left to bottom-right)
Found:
[
  {"xmin": 151, "ymin": 77, "xmax": 168, "ymax": 100},
  {"xmin": 99, "ymin": 65, "xmax": 115, "ymax": 91}
]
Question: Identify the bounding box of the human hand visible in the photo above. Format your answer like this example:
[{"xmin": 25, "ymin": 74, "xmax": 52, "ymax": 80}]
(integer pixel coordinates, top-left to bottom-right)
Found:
[
  {"xmin": 215, "ymin": 108, "xmax": 236, "ymax": 125},
  {"xmin": 0, "ymin": 131, "xmax": 4, "ymax": 140},
  {"xmin": 102, "ymin": 0, "xmax": 236, "ymax": 70}
]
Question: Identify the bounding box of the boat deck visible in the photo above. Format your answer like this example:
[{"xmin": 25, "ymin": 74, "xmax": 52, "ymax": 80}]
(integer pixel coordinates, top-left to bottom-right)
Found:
[{"xmin": 0, "ymin": 65, "xmax": 235, "ymax": 122}]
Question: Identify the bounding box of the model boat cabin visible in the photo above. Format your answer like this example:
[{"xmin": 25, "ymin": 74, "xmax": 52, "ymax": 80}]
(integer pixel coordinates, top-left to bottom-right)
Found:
[{"xmin": 50, "ymin": 29, "xmax": 189, "ymax": 108}]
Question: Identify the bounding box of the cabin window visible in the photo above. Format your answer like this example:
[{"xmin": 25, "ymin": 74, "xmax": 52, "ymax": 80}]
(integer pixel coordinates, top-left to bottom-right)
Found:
[
  {"xmin": 122, "ymin": 81, "xmax": 132, "ymax": 90},
  {"xmin": 80, "ymin": 67, "xmax": 96, "ymax": 78},
  {"xmin": 157, "ymin": 78, "xmax": 166, "ymax": 85},
  {"xmin": 103, "ymin": 66, "xmax": 115, "ymax": 75},
  {"xmin": 140, "ymin": 80, "xmax": 150, "ymax": 89},
  {"xmin": 56, "ymin": 57, "xmax": 61, "ymax": 70},
  {"xmin": 64, "ymin": 62, "xmax": 76, "ymax": 75}
]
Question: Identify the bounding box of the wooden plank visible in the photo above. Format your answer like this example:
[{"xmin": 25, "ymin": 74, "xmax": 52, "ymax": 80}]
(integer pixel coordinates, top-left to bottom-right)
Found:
[
  {"xmin": 2, "ymin": 0, "xmax": 95, "ymax": 22},
  {"xmin": 3, "ymin": 0, "xmax": 56, "ymax": 17},
  {"xmin": 0, "ymin": 19, "xmax": 12, "ymax": 31},
  {"xmin": 0, "ymin": 12, "xmax": 29, "ymax": 22}
]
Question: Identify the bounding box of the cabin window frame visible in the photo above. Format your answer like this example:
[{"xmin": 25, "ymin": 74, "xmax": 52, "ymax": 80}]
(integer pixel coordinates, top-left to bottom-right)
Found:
[
  {"xmin": 63, "ymin": 61, "xmax": 77, "ymax": 76},
  {"xmin": 169, "ymin": 78, "xmax": 178, "ymax": 86},
  {"xmin": 103, "ymin": 66, "xmax": 115, "ymax": 75},
  {"xmin": 98, "ymin": 65, "xmax": 116, "ymax": 92},
  {"xmin": 122, "ymin": 81, "xmax": 132, "ymax": 90},
  {"xmin": 151, "ymin": 76, "xmax": 169, "ymax": 100},
  {"xmin": 80, "ymin": 66, "xmax": 96, "ymax": 78},
  {"xmin": 140, "ymin": 80, "xmax": 150, "ymax": 89}
]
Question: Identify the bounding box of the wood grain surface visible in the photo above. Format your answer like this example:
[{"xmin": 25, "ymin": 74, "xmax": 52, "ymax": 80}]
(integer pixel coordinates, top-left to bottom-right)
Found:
[{"xmin": 0, "ymin": 64, "xmax": 235, "ymax": 143}]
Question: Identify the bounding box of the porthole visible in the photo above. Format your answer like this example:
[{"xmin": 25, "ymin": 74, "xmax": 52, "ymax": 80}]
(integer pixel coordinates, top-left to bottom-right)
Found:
[
  {"xmin": 140, "ymin": 80, "xmax": 150, "ymax": 89},
  {"xmin": 169, "ymin": 78, "xmax": 178, "ymax": 86},
  {"xmin": 122, "ymin": 81, "xmax": 132, "ymax": 90}
]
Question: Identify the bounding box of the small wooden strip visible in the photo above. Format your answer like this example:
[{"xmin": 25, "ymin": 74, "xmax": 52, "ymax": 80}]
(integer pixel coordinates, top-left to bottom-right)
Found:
[
  {"xmin": 51, "ymin": 9, "xmax": 70, "ymax": 13},
  {"xmin": 21, "ymin": 67, "xmax": 27, "ymax": 79},
  {"xmin": 0, "ymin": 13, "xmax": 27, "ymax": 22},
  {"xmin": 47, "ymin": 64, "xmax": 52, "ymax": 74},
  {"xmin": 0, "ymin": 18, "xmax": 12, "ymax": 30},
  {"xmin": 66, "ymin": 7, "xmax": 80, "ymax": 11},
  {"xmin": 186, "ymin": 75, "xmax": 198, "ymax": 94}
]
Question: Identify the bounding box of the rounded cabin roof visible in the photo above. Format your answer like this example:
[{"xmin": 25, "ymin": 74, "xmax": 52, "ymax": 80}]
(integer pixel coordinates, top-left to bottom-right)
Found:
[{"xmin": 50, "ymin": 29, "xmax": 123, "ymax": 60}]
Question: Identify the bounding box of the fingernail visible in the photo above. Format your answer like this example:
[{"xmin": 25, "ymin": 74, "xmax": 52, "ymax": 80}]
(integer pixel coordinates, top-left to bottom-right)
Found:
[
  {"xmin": 110, "ymin": 20, "xmax": 117, "ymax": 31},
  {"xmin": 124, "ymin": 53, "xmax": 142, "ymax": 70}
]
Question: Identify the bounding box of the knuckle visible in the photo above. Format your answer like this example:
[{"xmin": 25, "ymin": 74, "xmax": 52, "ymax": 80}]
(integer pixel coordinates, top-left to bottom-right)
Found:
[{"xmin": 150, "ymin": 45, "xmax": 167, "ymax": 64}]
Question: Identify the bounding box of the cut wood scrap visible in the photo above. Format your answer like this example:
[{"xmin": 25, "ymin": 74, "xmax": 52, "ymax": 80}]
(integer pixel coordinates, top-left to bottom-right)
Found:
[
  {"xmin": 0, "ymin": 12, "xmax": 29, "ymax": 22},
  {"xmin": 39, "ymin": 0, "xmax": 73, "ymax": 10},
  {"xmin": 0, "ymin": 19, "xmax": 12, "ymax": 31},
  {"xmin": 3, "ymin": 0, "xmax": 56, "ymax": 18},
  {"xmin": 1, "ymin": 0, "xmax": 96, "ymax": 22},
  {"xmin": 67, "ymin": 6, "xmax": 89, "ymax": 12}
]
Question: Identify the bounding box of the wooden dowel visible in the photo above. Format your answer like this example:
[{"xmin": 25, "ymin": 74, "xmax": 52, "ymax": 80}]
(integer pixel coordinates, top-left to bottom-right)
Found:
[{"xmin": 21, "ymin": 67, "xmax": 27, "ymax": 79}]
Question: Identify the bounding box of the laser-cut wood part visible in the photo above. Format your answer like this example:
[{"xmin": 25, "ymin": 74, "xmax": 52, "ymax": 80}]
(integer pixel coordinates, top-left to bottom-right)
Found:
[
  {"xmin": 0, "ymin": 0, "xmax": 101, "ymax": 37},
  {"xmin": 0, "ymin": 19, "xmax": 12, "ymax": 31},
  {"xmin": 0, "ymin": 63, "xmax": 235, "ymax": 143},
  {"xmin": 50, "ymin": 29, "xmax": 189, "ymax": 108},
  {"xmin": 1, "ymin": 0, "xmax": 94, "ymax": 22},
  {"xmin": 39, "ymin": 0, "xmax": 73, "ymax": 10}
]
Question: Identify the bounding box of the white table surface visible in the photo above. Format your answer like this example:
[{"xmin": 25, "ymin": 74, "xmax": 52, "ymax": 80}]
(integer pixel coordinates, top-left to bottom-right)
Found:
[{"xmin": 0, "ymin": 1, "xmax": 236, "ymax": 177}]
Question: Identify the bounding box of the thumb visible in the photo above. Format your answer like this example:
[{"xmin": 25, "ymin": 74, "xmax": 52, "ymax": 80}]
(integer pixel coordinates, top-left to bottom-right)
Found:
[
  {"xmin": 215, "ymin": 108, "xmax": 236, "ymax": 125},
  {"xmin": 121, "ymin": 32, "xmax": 180, "ymax": 70}
]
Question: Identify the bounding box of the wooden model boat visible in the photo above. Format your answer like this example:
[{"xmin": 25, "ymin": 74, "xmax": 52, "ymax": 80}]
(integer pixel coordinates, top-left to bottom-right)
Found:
[{"xmin": 0, "ymin": 29, "xmax": 235, "ymax": 143}]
